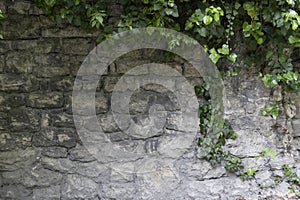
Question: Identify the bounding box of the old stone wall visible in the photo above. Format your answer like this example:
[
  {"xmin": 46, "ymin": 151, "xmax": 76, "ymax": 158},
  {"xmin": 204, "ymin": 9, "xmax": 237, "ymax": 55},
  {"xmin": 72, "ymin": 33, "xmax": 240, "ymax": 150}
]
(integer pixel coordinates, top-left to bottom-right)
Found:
[{"xmin": 0, "ymin": 1, "xmax": 299, "ymax": 199}]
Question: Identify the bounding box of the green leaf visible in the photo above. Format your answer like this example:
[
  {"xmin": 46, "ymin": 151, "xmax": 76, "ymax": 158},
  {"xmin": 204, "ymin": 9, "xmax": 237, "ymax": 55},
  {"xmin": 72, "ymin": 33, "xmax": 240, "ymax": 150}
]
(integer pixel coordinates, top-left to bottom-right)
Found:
[
  {"xmin": 203, "ymin": 15, "xmax": 213, "ymax": 25},
  {"xmin": 0, "ymin": 34, "xmax": 3, "ymax": 39},
  {"xmin": 227, "ymin": 53, "xmax": 237, "ymax": 63},
  {"xmin": 45, "ymin": 0, "xmax": 56, "ymax": 7},
  {"xmin": 214, "ymin": 13, "xmax": 220, "ymax": 22},
  {"xmin": 217, "ymin": 44, "xmax": 229, "ymax": 55},
  {"xmin": 288, "ymin": 35, "xmax": 300, "ymax": 44},
  {"xmin": 209, "ymin": 48, "xmax": 221, "ymax": 63},
  {"xmin": 291, "ymin": 20, "xmax": 298, "ymax": 30}
]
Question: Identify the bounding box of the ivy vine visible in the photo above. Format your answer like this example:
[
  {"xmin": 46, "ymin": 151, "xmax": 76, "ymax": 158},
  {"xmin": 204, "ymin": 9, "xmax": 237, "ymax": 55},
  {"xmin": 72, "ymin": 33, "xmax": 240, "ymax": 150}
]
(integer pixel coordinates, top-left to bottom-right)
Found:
[{"xmin": 18, "ymin": 0, "xmax": 300, "ymax": 177}]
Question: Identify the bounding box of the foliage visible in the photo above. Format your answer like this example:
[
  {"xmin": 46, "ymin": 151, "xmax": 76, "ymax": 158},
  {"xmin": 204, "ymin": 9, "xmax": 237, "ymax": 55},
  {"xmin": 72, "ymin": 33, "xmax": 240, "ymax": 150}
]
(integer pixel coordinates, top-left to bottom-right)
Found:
[
  {"xmin": 35, "ymin": 0, "xmax": 300, "ymax": 93},
  {"xmin": 261, "ymin": 104, "xmax": 280, "ymax": 119},
  {"xmin": 261, "ymin": 147, "xmax": 277, "ymax": 159},
  {"xmin": 195, "ymin": 82, "xmax": 243, "ymax": 175},
  {"xmin": 282, "ymin": 164, "xmax": 300, "ymax": 196},
  {"xmin": 34, "ymin": 0, "xmax": 300, "ymax": 177},
  {"xmin": 0, "ymin": 9, "xmax": 5, "ymax": 39}
]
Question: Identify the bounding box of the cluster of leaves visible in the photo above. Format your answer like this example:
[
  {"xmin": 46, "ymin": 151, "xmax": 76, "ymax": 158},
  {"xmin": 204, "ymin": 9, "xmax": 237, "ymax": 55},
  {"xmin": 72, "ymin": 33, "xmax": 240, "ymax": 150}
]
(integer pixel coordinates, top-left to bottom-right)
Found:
[
  {"xmin": 261, "ymin": 104, "xmax": 280, "ymax": 119},
  {"xmin": 195, "ymin": 83, "xmax": 245, "ymax": 175},
  {"xmin": 35, "ymin": 0, "xmax": 300, "ymax": 93},
  {"xmin": 282, "ymin": 164, "xmax": 300, "ymax": 196},
  {"xmin": 34, "ymin": 0, "xmax": 300, "ymax": 176}
]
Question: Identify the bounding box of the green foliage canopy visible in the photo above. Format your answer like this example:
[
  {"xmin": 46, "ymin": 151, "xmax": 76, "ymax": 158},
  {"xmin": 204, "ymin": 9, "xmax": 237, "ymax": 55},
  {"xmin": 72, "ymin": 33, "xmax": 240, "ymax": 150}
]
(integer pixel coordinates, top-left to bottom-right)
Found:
[{"xmin": 35, "ymin": 0, "xmax": 300, "ymax": 94}]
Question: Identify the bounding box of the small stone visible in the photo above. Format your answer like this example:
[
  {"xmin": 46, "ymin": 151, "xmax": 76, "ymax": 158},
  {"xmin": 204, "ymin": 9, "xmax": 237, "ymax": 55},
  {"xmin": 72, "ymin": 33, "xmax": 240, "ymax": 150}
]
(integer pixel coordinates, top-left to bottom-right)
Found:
[
  {"xmin": 69, "ymin": 144, "xmax": 95, "ymax": 162},
  {"xmin": 32, "ymin": 185, "xmax": 61, "ymax": 200},
  {"xmin": 6, "ymin": 52, "xmax": 35, "ymax": 73},
  {"xmin": 8, "ymin": 108, "xmax": 40, "ymax": 132},
  {"xmin": 33, "ymin": 128, "xmax": 78, "ymax": 148},
  {"xmin": 42, "ymin": 147, "xmax": 68, "ymax": 158},
  {"xmin": 41, "ymin": 157, "xmax": 74, "ymax": 173},
  {"xmin": 27, "ymin": 92, "xmax": 64, "ymax": 108},
  {"xmin": 0, "ymin": 74, "xmax": 32, "ymax": 92},
  {"xmin": 61, "ymin": 174, "xmax": 100, "ymax": 199}
]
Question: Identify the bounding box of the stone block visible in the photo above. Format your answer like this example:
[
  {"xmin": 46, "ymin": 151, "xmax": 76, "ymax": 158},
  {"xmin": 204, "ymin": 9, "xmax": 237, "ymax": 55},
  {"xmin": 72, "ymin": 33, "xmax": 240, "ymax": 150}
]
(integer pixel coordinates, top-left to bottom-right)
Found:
[
  {"xmin": 33, "ymin": 128, "xmax": 78, "ymax": 148},
  {"xmin": 7, "ymin": 51, "xmax": 35, "ymax": 73},
  {"xmin": 7, "ymin": 1, "xmax": 31, "ymax": 15},
  {"xmin": 52, "ymin": 112, "xmax": 75, "ymax": 128},
  {"xmin": 22, "ymin": 167, "xmax": 63, "ymax": 187},
  {"xmin": 42, "ymin": 27, "xmax": 98, "ymax": 38},
  {"xmin": 2, "ymin": 15, "xmax": 40, "ymax": 39},
  {"xmin": 62, "ymin": 38, "xmax": 93, "ymax": 55},
  {"xmin": 32, "ymin": 185, "xmax": 60, "ymax": 200},
  {"xmin": 0, "ymin": 185, "xmax": 31, "ymax": 200},
  {"xmin": 0, "ymin": 74, "xmax": 32, "ymax": 92},
  {"xmin": 8, "ymin": 108, "xmax": 40, "ymax": 132},
  {"xmin": 292, "ymin": 137, "xmax": 300, "ymax": 150},
  {"xmin": 0, "ymin": 132, "xmax": 32, "ymax": 151},
  {"xmin": 41, "ymin": 157, "xmax": 74, "ymax": 173},
  {"xmin": 49, "ymin": 77, "xmax": 75, "ymax": 92},
  {"xmin": 69, "ymin": 144, "xmax": 95, "ymax": 162},
  {"xmin": 27, "ymin": 92, "xmax": 64, "ymax": 108},
  {"xmin": 0, "ymin": 41, "xmax": 11, "ymax": 53},
  {"xmin": 41, "ymin": 146, "xmax": 68, "ymax": 158},
  {"xmin": 61, "ymin": 174, "xmax": 100, "ymax": 199}
]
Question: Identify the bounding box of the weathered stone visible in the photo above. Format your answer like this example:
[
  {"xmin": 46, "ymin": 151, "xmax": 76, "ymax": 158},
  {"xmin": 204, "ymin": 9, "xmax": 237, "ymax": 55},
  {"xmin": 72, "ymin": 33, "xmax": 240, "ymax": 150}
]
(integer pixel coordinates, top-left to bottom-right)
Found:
[
  {"xmin": 42, "ymin": 146, "xmax": 68, "ymax": 158},
  {"xmin": 2, "ymin": 15, "xmax": 40, "ymax": 39},
  {"xmin": 0, "ymin": 132, "xmax": 32, "ymax": 150},
  {"xmin": 75, "ymin": 161, "xmax": 107, "ymax": 178},
  {"xmin": 0, "ymin": 55, "xmax": 4, "ymax": 72},
  {"xmin": 61, "ymin": 174, "xmax": 100, "ymax": 199},
  {"xmin": 32, "ymin": 185, "xmax": 61, "ymax": 200},
  {"xmin": 34, "ymin": 39, "xmax": 61, "ymax": 53},
  {"xmin": 42, "ymin": 27, "xmax": 98, "ymax": 38},
  {"xmin": 292, "ymin": 120, "xmax": 300, "ymax": 137},
  {"xmin": 97, "ymin": 113, "xmax": 120, "ymax": 133},
  {"xmin": 33, "ymin": 128, "xmax": 78, "ymax": 148},
  {"xmin": 62, "ymin": 38, "xmax": 93, "ymax": 55},
  {"xmin": 69, "ymin": 144, "xmax": 96, "ymax": 162},
  {"xmin": 33, "ymin": 55, "xmax": 70, "ymax": 77},
  {"xmin": 11, "ymin": 40, "xmax": 38, "ymax": 51},
  {"xmin": 7, "ymin": 1, "xmax": 31, "ymax": 14},
  {"xmin": 27, "ymin": 92, "xmax": 64, "ymax": 108},
  {"xmin": 184, "ymin": 64, "xmax": 201, "ymax": 78},
  {"xmin": 49, "ymin": 77, "xmax": 75, "ymax": 91},
  {"xmin": 0, "ymin": 40, "xmax": 11, "ymax": 53},
  {"xmin": 8, "ymin": 108, "xmax": 40, "ymax": 132},
  {"xmin": 270, "ymin": 155, "xmax": 296, "ymax": 169},
  {"xmin": 41, "ymin": 157, "xmax": 74, "ymax": 172},
  {"xmin": 103, "ymin": 76, "xmax": 120, "ymax": 93},
  {"xmin": 102, "ymin": 183, "xmax": 136, "ymax": 199},
  {"xmin": 0, "ymin": 185, "xmax": 32, "ymax": 200},
  {"xmin": 292, "ymin": 137, "xmax": 300, "ymax": 150},
  {"xmin": 0, "ymin": 74, "xmax": 32, "ymax": 92},
  {"xmin": 23, "ymin": 167, "xmax": 63, "ymax": 187},
  {"xmin": 0, "ymin": 147, "xmax": 41, "ymax": 171},
  {"xmin": 52, "ymin": 112, "xmax": 75, "ymax": 128}
]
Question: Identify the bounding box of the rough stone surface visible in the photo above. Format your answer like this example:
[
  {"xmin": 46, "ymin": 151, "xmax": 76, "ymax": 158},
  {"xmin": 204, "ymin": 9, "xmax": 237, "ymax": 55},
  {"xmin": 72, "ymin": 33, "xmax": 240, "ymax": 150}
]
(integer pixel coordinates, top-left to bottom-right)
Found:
[{"xmin": 0, "ymin": 1, "xmax": 299, "ymax": 200}]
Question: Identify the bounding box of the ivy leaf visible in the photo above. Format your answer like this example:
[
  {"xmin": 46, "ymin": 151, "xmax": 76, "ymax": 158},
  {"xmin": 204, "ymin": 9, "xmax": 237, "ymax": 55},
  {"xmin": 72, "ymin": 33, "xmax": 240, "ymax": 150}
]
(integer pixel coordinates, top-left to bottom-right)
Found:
[
  {"xmin": 0, "ymin": 34, "xmax": 3, "ymax": 39},
  {"xmin": 209, "ymin": 48, "xmax": 221, "ymax": 63},
  {"xmin": 291, "ymin": 20, "xmax": 298, "ymax": 30},
  {"xmin": 214, "ymin": 13, "xmax": 220, "ymax": 22},
  {"xmin": 203, "ymin": 15, "xmax": 213, "ymax": 25},
  {"xmin": 45, "ymin": 0, "xmax": 56, "ymax": 7},
  {"xmin": 217, "ymin": 44, "xmax": 229, "ymax": 55},
  {"xmin": 227, "ymin": 53, "xmax": 237, "ymax": 62},
  {"xmin": 288, "ymin": 35, "xmax": 300, "ymax": 44}
]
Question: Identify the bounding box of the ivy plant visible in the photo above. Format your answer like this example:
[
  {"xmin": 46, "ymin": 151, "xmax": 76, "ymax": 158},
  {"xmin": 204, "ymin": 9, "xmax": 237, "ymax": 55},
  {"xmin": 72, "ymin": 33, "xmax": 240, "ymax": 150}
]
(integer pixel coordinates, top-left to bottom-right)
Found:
[{"xmin": 34, "ymin": 0, "xmax": 300, "ymax": 177}]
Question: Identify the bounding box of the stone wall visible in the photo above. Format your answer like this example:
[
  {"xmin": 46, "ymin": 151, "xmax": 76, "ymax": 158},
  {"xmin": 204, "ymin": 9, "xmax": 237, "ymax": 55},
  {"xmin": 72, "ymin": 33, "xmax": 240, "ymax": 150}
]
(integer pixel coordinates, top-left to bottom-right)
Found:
[{"xmin": 0, "ymin": 1, "xmax": 299, "ymax": 199}]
